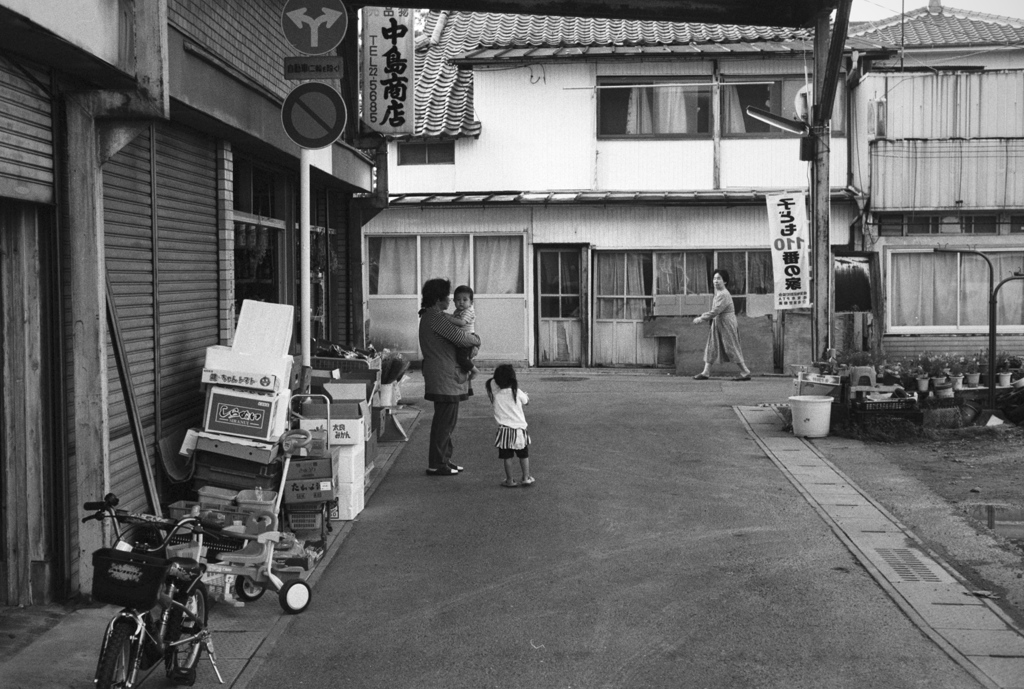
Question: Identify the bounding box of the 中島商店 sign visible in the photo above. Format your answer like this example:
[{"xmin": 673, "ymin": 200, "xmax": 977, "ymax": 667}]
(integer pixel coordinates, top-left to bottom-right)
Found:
[
  {"xmin": 361, "ymin": 7, "xmax": 415, "ymax": 135},
  {"xmin": 766, "ymin": 193, "xmax": 811, "ymax": 310}
]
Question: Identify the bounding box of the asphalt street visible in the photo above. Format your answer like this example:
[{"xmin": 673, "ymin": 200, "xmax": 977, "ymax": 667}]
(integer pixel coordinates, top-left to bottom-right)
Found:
[{"xmin": 244, "ymin": 371, "xmax": 982, "ymax": 689}]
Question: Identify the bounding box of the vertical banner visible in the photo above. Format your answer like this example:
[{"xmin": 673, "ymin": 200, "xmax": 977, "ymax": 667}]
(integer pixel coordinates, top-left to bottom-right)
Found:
[
  {"xmin": 766, "ymin": 193, "xmax": 811, "ymax": 310},
  {"xmin": 361, "ymin": 7, "xmax": 416, "ymax": 135}
]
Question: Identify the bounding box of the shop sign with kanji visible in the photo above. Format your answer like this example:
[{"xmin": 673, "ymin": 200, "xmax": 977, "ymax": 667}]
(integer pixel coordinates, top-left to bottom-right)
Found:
[
  {"xmin": 361, "ymin": 6, "xmax": 415, "ymax": 135},
  {"xmin": 766, "ymin": 192, "xmax": 811, "ymax": 310}
]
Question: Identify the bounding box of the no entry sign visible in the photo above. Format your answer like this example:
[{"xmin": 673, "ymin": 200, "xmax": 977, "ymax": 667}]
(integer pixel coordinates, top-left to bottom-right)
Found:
[{"xmin": 281, "ymin": 82, "xmax": 347, "ymax": 149}]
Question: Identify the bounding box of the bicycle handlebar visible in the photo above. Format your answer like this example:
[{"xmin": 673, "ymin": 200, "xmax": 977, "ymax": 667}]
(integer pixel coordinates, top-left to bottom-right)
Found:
[{"xmin": 81, "ymin": 495, "xmax": 237, "ymax": 553}]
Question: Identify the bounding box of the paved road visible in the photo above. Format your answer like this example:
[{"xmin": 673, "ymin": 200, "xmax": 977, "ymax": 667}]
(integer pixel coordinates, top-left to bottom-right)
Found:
[{"xmin": 245, "ymin": 372, "xmax": 980, "ymax": 689}]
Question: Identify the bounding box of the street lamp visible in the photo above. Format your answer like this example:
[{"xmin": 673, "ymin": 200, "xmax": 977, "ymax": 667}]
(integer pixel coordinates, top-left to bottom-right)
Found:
[
  {"xmin": 934, "ymin": 248, "xmax": 1024, "ymax": 414},
  {"xmin": 744, "ymin": 106, "xmax": 810, "ymax": 136}
]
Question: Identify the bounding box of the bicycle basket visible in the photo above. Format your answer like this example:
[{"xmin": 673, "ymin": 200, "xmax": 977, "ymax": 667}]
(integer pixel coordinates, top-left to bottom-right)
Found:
[{"xmin": 92, "ymin": 548, "xmax": 169, "ymax": 609}]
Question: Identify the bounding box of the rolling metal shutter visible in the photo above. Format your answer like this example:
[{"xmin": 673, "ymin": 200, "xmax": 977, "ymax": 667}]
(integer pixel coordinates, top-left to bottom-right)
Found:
[
  {"xmin": 153, "ymin": 123, "xmax": 218, "ymax": 439},
  {"xmin": 103, "ymin": 128, "xmax": 157, "ymax": 513},
  {"xmin": 0, "ymin": 55, "xmax": 53, "ymax": 203},
  {"xmin": 100, "ymin": 121, "xmax": 218, "ymax": 514}
]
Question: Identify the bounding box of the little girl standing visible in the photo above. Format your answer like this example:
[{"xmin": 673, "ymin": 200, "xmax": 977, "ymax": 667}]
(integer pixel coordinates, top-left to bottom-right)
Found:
[{"xmin": 486, "ymin": 364, "xmax": 534, "ymax": 487}]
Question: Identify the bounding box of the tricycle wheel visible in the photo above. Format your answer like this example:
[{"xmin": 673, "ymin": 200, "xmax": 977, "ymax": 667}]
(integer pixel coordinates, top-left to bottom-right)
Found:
[
  {"xmin": 279, "ymin": 579, "xmax": 311, "ymax": 614},
  {"xmin": 234, "ymin": 576, "xmax": 267, "ymax": 602}
]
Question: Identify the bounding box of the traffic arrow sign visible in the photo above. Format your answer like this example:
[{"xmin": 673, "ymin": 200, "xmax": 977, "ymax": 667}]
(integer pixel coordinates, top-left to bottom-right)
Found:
[
  {"xmin": 281, "ymin": 0, "xmax": 348, "ymax": 55},
  {"xmin": 281, "ymin": 83, "xmax": 347, "ymax": 149}
]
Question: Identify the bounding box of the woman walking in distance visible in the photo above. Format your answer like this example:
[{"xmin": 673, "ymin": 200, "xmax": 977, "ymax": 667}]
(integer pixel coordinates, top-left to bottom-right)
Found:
[
  {"xmin": 418, "ymin": 278, "xmax": 482, "ymax": 475},
  {"xmin": 692, "ymin": 268, "xmax": 752, "ymax": 381}
]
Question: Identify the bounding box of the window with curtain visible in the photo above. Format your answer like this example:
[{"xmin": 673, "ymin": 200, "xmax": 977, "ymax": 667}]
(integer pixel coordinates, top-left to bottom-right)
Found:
[
  {"xmin": 595, "ymin": 252, "xmax": 653, "ymax": 319},
  {"xmin": 474, "ymin": 236, "xmax": 523, "ymax": 294},
  {"xmin": 367, "ymin": 236, "xmax": 417, "ymax": 295},
  {"xmin": 421, "ymin": 235, "xmax": 470, "ymax": 289},
  {"xmin": 722, "ymin": 77, "xmax": 842, "ymax": 136},
  {"xmin": 891, "ymin": 251, "xmax": 1024, "ymax": 330},
  {"xmin": 598, "ymin": 81, "xmax": 711, "ymax": 138}
]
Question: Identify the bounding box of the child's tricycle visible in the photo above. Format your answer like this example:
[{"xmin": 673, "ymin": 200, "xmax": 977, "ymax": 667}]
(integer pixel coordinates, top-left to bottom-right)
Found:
[{"xmin": 196, "ymin": 428, "xmax": 315, "ymax": 614}]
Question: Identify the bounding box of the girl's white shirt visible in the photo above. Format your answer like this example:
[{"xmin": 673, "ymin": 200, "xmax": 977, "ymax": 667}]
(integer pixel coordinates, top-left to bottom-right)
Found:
[{"xmin": 491, "ymin": 387, "xmax": 529, "ymax": 429}]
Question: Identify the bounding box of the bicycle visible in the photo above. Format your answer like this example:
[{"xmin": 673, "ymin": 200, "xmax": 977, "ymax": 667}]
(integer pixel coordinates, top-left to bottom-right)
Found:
[{"xmin": 83, "ymin": 493, "xmax": 224, "ymax": 688}]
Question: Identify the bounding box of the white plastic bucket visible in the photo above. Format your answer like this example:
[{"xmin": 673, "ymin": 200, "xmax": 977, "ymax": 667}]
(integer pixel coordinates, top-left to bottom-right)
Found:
[{"xmin": 789, "ymin": 395, "xmax": 833, "ymax": 438}]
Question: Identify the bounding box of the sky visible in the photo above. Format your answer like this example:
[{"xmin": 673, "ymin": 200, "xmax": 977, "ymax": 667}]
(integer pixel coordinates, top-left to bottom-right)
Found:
[{"xmin": 850, "ymin": 0, "xmax": 1024, "ymax": 22}]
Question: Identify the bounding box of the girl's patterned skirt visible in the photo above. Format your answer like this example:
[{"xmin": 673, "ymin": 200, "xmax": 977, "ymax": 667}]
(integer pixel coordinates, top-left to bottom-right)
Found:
[{"xmin": 494, "ymin": 425, "xmax": 530, "ymax": 450}]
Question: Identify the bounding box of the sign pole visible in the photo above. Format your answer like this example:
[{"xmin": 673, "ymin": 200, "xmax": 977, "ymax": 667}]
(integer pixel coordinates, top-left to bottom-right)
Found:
[{"xmin": 300, "ymin": 147, "xmax": 312, "ymax": 368}]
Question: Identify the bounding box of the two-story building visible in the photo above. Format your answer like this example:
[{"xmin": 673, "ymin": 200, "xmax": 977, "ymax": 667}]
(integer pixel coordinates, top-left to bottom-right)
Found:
[
  {"xmin": 847, "ymin": 0, "xmax": 1024, "ymax": 361},
  {"xmin": 362, "ymin": 11, "xmax": 884, "ymax": 373}
]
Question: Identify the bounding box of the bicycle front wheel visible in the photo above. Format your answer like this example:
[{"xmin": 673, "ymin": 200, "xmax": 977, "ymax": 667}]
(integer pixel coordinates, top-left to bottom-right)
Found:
[
  {"xmin": 95, "ymin": 619, "xmax": 139, "ymax": 689},
  {"xmin": 165, "ymin": 581, "xmax": 209, "ymax": 685}
]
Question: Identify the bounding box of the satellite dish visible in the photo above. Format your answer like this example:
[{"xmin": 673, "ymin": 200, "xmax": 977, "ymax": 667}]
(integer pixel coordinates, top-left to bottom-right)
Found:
[{"xmin": 794, "ymin": 84, "xmax": 812, "ymax": 122}]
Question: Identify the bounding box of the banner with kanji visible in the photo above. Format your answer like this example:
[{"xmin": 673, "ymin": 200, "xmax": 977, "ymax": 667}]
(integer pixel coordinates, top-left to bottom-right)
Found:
[
  {"xmin": 766, "ymin": 192, "xmax": 811, "ymax": 310},
  {"xmin": 361, "ymin": 7, "xmax": 416, "ymax": 135}
]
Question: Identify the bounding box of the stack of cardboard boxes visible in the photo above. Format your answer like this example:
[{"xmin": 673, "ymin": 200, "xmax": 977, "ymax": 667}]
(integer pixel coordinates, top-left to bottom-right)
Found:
[
  {"xmin": 185, "ymin": 300, "xmax": 297, "ymax": 494},
  {"xmin": 293, "ymin": 370, "xmax": 379, "ymax": 522}
]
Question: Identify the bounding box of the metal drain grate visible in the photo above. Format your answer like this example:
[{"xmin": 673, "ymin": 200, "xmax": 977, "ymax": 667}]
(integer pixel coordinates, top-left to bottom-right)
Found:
[{"xmin": 875, "ymin": 547, "xmax": 944, "ymax": 582}]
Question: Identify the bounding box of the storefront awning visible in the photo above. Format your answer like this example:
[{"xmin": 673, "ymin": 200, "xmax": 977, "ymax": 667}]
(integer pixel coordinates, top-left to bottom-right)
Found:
[{"xmin": 386, "ymin": 188, "xmax": 856, "ymax": 207}]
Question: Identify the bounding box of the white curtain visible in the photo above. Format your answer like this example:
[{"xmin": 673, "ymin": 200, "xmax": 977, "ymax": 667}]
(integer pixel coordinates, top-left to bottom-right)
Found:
[
  {"xmin": 686, "ymin": 252, "xmax": 712, "ymax": 294},
  {"xmin": 625, "ymin": 88, "xmax": 653, "ymax": 135},
  {"xmin": 596, "ymin": 253, "xmax": 625, "ymax": 319},
  {"xmin": 421, "ymin": 236, "xmax": 470, "ymax": 289},
  {"xmin": 652, "ymin": 86, "xmax": 690, "ymax": 134},
  {"xmin": 892, "ymin": 253, "xmax": 958, "ymax": 326},
  {"xmin": 371, "ymin": 236, "xmax": 417, "ymax": 295},
  {"xmin": 626, "ymin": 86, "xmax": 694, "ymax": 135},
  {"xmin": 657, "ymin": 252, "xmax": 686, "ymax": 295},
  {"xmin": 961, "ymin": 252, "xmax": 1024, "ymax": 326},
  {"xmin": 624, "ymin": 252, "xmax": 650, "ymax": 319},
  {"xmin": 723, "ymin": 86, "xmax": 747, "ymax": 134},
  {"xmin": 474, "ymin": 236, "xmax": 523, "ymax": 294}
]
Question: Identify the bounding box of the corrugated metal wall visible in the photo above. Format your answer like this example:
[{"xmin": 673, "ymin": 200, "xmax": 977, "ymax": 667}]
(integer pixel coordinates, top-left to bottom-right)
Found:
[
  {"xmin": 0, "ymin": 55, "xmax": 52, "ymax": 203},
  {"xmin": 871, "ymin": 139, "xmax": 1024, "ymax": 210},
  {"xmin": 875, "ymin": 71, "xmax": 1024, "ymax": 140}
]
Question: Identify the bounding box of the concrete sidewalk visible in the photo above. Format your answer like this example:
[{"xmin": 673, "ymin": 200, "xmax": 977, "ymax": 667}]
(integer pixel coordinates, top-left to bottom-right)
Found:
[{"xmin": 3, "ymin": 371, "xmax": 1024, "ymax": 688}]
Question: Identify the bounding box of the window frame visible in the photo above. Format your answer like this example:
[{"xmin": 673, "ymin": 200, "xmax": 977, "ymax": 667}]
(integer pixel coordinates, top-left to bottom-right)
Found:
[
  {"xmin": 886, "ymin": 247, "xmax": 1024, "ymax": 334},
  {"xmin": 396, "ymin": 140, "xmax": 456, "ymax": 166},
  {"xmin": 720, "ymin": 75, "xmax": 846, "ymax": 138},
  {"xmin": 365, "ymin": 233, "xmax": 526, "ymax": 297},
  {"xmin": 596, "ymin": 77, "xmax": 714, "ymax": 141},
  {"xmin": 876, "ymin": 213, "xmax": 1013, "ymax": 236}
]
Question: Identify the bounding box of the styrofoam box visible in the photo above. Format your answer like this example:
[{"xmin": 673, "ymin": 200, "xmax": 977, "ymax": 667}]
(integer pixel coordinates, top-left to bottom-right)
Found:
[
  {"xmin": 232, "ymin": 300, "xmax": 294, "ymax": 358},
  {"xmin": 334, "ymin": 443, "xmax": 365, "ymax": 484},
  {"xmin": 331, "ymin": 481, "xmax": 364, "ymax": 521},
  {"xmin": 203, "ymin": 345, "xmax": 295, "ymax": 392}
]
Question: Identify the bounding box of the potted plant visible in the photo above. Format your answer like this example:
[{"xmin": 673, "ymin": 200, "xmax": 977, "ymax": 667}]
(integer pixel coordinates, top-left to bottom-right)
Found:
[
  {"xmin": 948, "ymin": 357, "xmax": 965, "ymax": 392},
  {"xmin": 963, "ymin": 355, "xmax": 981, "ymax": 387},
  {"xmin": 996, "ymin": 351, "xmax": 1013, "ymax": 387},
  {"xmin": 1013, "ymin": 368, "xmax": 1024, "ymax": 390}
]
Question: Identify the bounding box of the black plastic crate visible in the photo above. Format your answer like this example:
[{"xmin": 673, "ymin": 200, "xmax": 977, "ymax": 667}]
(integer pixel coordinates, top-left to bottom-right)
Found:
[
  {"xmin": 194, "ymin": 464, "xmax": 281, "ymax": 492},
  {"xmin": 195, "ymin": 449, "xmax": 282, "ymax": 477},
  {"xmin": 92, "ymin": 548, "xmax": 169, "ymax": 609}
]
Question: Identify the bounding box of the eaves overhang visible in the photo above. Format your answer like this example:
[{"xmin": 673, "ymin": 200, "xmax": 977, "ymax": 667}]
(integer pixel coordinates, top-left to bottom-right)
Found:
[{"xmin": 383, "ymin": 188, "xmax": 855, "ymax": 207}]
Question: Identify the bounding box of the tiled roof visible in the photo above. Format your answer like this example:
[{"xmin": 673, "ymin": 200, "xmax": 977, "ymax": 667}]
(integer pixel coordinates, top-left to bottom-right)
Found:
[
  {"xmin": 410, "ymin": 11, "xmax": 886, "ymax": 141},
  {"xmin": 849, "ymin": 4, "xmax": 1024, "ymax": 48}
]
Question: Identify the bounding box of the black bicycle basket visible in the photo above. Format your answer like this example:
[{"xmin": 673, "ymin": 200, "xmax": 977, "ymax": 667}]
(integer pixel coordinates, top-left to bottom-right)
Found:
[{"xmin": 92, "ymin": 548, "xmax": 170, "ymax": 609}]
